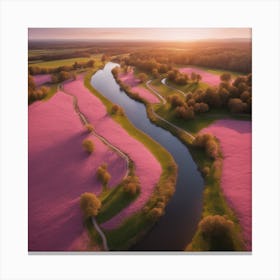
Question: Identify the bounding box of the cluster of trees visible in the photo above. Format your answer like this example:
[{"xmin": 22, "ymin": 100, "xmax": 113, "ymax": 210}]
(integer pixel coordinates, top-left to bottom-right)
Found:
[
  {"xmin": 97, "ymin": 164, "xmax": 111, "ymax": 187},
  {"xmin": 123, "ymin": 54, "xmax": 172, "ymax": 75},
  {"xmin": 28, "ymin": 59, "xmax": 95, "ymax": 75},
  {"xmin": 167, "ymin": 73, "xmax": 251, "ymax": 118},
  {"xmin": 51, "ymin": 71, "xmax": 75, "ymax": 83},
  {"xmin": 80, "ymin": 192, "xmax": 101, "ymax": 218},
  {"xmin": 82, "ymin": 139, "xmax": 94, "ymax": 154},
  {"xmin": 125, "ymin": 43, "xmax": 251, "ymax": 74},
  {"xmin": 122, "ymin": 175, "xmax": 140, "ymax": 196},
  {"xmin": 198, "ymin": 215, "xmax": 236, "ymax": 251},
  {"xmin": 192, "ymin": 133, "xmax": 219, "ymax": 159},
  {"xmin": 167, "ymin": 69, "xmax": 202, "ymax": 86},
  {"xmin": 28, "ymin": 74, "xmax": 50, "ymax": 104},
  {"xmin": 167, "ymin": 93, "xmax": 209, "ymax": 120}
]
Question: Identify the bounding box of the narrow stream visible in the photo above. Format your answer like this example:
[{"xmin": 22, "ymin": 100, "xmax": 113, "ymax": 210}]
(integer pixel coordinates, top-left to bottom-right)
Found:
[{"xmin": 91, "ymin": 62, "xmax": 204, "ymax": 251}]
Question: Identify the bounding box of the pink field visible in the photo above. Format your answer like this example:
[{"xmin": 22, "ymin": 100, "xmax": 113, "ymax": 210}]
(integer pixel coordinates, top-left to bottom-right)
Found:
[
  {"xmin": 118, "ymin": 71, "xmax": 160, "ymax": 103},
  {"xmin": 63, "ymin": 76, "xmax": 161, "ymax": 229},
  {"xmin": 33, "ymin": 74, "xmax": 52, "ymax": 87},
  {"xmin": 28, "ymin": 93, "xmax": 127, "ymax": 251},
  {"xmin": 179, "ymin": 67, "xmax": 221, "ymax": 86},
  {"xmin": 201, "ymin": 120, "xmax": 252, "ymax": 250}
]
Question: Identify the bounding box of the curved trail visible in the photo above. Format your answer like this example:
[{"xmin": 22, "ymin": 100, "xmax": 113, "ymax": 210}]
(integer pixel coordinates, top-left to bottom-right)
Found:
[
  {"xmin": 161, "ymin": 78, "xmax": 186, "ymax": 96},
  {"xmin": 145, "ymin": 80, "xmax": 194, "ymax": 140},
  {"xmin": 146, "ymin": 80, "xmax": 166, "ymax": 104},
  {"xmin": 59, "ymin": 82, "xmax": 133, "ymax": 251},
  {"xmin": 91, "ymin": 217, "xmax": 109, "ymax": 251}
]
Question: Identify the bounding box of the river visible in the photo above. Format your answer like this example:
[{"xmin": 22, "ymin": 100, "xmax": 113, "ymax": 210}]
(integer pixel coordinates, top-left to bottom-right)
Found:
[{"xmin": 91, "ymin": 62, "xmax": 204, "ymax": 251}]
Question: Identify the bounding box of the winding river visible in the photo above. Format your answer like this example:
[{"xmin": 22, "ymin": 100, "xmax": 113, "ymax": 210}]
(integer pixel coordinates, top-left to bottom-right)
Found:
[{"xmin": 91, "ymin": 62, "xmax": 204, "ymax": 251}]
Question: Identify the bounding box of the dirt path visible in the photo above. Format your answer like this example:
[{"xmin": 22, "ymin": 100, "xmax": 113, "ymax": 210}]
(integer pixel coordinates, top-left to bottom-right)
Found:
[
  {"xmin": 161, "ymin": 78, "xmax": 186, "ymax": 96},
  {"xmin": 145, "ymin": 80, "xmax": 194, "ymax": 140},
  {"xmin": 59, "ymin": 82, "xmax": 134, "ymax": 251},
  {"xmin": 91, "ymin": 217, "xmax": 109, "ymax": 251}
]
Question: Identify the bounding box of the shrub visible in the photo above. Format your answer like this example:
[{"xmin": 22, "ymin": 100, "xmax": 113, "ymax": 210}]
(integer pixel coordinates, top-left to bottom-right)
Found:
[
  {"xmin": 175, "ymin": 106, "xmax": 195, "ymax": 120},
  {"xmin": 228, "ymin": 98, "xmax": 247, "ymax": 113},
  {"xmin": 193, "ymin": 134, "xmax": 219, "ymax": 159},
  {"xmin": 193, "ymin": 102, "xmax": 209, "ymax": 114},
  {"xmin": 148, "ymin": 207, "xmax": 164, "ymax": 220},
  {"xmin": 201, "ymin": 166, "xmax": 210, "ymax": 177},
  {"xmin": 220, "ymin": 73, "xmax": 231, "ymax": 82},
  {"xmin": 85, "ymin": 124, "xmax": 94, "ymax": 132},
  {"xmin": 82, "ymin": 139, "xmax": 94, "ymax": 154},
  {"xmin": 80, "ymin": 192, "xmax": 101, "ymax": 218},
  {"xmin": 97, "ymin": 164, "xmax": 111, "ymax": 186},
  {"xmin": 138, "ymin": 73, "xmax": 148, "ymax": 83},
  {"xmin": 198, "ymin": 215, "xmax": 235, "ymax": 251},
  {"xmin": 167, "ymin": 94, "xmax": 184, "ymax": 108},
  {"xmin": 111, "ymin": 104, "xmax": 124, "ymax": 116},
  {"xmin": 123, "ymin": 175, "xmax": 140, "ymax": 196}
]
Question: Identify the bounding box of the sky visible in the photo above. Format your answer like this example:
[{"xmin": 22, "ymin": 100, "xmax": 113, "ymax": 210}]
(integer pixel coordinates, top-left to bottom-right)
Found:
[{"xmin": 28, "ymin": 28, "xmax": 251, "ymax": 41}]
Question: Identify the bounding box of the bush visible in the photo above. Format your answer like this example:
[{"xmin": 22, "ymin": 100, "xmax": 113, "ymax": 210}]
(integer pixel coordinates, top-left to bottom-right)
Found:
[
  {"xmin": 138, "ymin": 73, "xmax": 148, "ymax": 83},
  {"xmin": 148, "ymin": 207, "xmax": 164, "ymax": 220},
  {"xmin": 123, "ymin": 175, "xmax": 140, "ymax": 196},
  {"xmin": 198, "ymin": 215, "xmax": 235, "ymax": 251},
  {"xmin": 111, "ymin": 104, "xmax": 124, "ymax": 116},
  {"xmin": 82, "ymin": 139, "xmax": 94, "ymax": 154},
  {"xmin": 80, "ymin": 192, "xmax": 101, "ymax": 218},
  {"xmin": 220, "ymin": 73, "xmax": 231, "ymax": 82},
  {"xmin": 201, "ymin": 166, "xmax": 210, "ymax": 177},
  {"xmin": 167, "ymin": 94, "xmax": 184, "ymax": 108},
  {"xmin": 228, "ymin": 98, "xmax": 247, "ymax": 113},
  {"xmin": 193, "ymin": 134, "xmax": 219, "ymax": 159},
  {"xmin": 85, "ymin": 124, "xmax": 94, "ymax": 132},
  {"xmin": 97, "ymin": 164, "xmax": 111, "ymax": 186}
]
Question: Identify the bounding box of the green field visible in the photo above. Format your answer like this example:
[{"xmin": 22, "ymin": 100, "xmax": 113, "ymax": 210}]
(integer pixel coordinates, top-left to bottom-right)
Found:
[{"xmin": 29, "ymin": 54, "xmax": 101, "ymax": 68}]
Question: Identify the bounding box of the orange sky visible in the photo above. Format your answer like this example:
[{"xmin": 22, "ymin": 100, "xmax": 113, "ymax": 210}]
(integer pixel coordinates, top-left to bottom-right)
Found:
[{"xmin": 29, "ymin": 28, "xmax": 251, "ymax": 41}]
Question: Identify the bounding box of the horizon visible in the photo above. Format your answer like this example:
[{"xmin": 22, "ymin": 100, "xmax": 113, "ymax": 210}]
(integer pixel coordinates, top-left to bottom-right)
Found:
[{"xmin": 28, "ymin": 28, "xmax": 251, "ymax": 42}]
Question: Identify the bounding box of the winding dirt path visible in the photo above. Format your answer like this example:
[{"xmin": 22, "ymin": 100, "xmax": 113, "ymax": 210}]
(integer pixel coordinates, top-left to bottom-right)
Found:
[
  {"xmin": 161, "ymin": 78, "xmax": 186, "ymax": 96},
  {"xmin": 59, "ymin": 82, "xmax": 133, "ymax": 251},
  {"xmin": 145, "ymin": 80, "xmax": 194, "ymax": 141}
]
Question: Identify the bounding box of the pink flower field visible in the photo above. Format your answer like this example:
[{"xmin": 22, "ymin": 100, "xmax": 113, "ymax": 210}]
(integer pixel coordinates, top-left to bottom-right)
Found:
[
  {"xmin": 33, "ymin": 74, "xmax": 52, "ymax": 87},
  {"xmin": 118, "ymin": 71, "xmax": 160, "ymax": 103},
  {"xmin": 28, "ymin": 93, "xmax": 127, "ymax": 251},
  {"xmin": 179, "ymin": 67, "xmax": 222, "ymax": 86},
  {"xmin": 201, "ymin": 120, "xmax": 252, "ymax": 250},
  {"xmin": 62, "ymin": 76, "xmax": 162, "ymax": 229}
]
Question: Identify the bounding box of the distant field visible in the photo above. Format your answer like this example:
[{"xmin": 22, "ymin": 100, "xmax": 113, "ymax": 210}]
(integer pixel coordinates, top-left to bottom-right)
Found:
[
  {"xmin": 176, "ymin": 64, "xmax": 243, "ymax": 77},
  {"xmin": 28, "ymin": 54, "xmax": 101, "ymax": 68}
]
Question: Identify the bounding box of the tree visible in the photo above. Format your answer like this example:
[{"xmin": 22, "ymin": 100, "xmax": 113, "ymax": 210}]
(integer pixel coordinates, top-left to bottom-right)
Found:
[
  {"xmin": 167, "ymin": 94, "xmax": 184, "ymax": 108},
  {"xmin": 152, "ymin": 68, "xmax": 160, "ymax": 78},
  {"xmin": 220, "ymin": 73, "xmax": 231, "ymax": 82},
  {"xmin": 194, "ymin": 102, "xmax": 209, "ymax": 114},
  {"xmin": 82, "ymin": 139, "xmax": 94, "ymax": 154},
  {"xmin": 97, "ymin": 164, "xmax": 111, "ymax": 186},
  {"xmin": 240, "ymin": 91, "xmax": 251, "ymax": 102},
  {"xmin": 198, "ymin": 215, "xmax": 235, "ymax": 251},
  {"xmin": 80, "ymin": 192, "xmax": 101, "ymax": 218},
  {"xmin": 228, "ymin": 98, "xmax": 247, "ymax": 113},
  {"xmin": 138, "ymin": 73, "xmax": 148, "ymax": 83}
]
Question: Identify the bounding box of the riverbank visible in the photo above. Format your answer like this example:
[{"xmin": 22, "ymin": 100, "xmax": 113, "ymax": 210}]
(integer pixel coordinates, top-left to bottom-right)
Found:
[
  {"xmin": 201, "ymin": 119, "xmax": 252, "ymax": 250},
  {"xmin": 84, "ymin": 69, "xmax": 178, "ymax": 250},
  {"xmin": 112, "ymin": 65, "xmax": 246, "ymax": 251}
]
